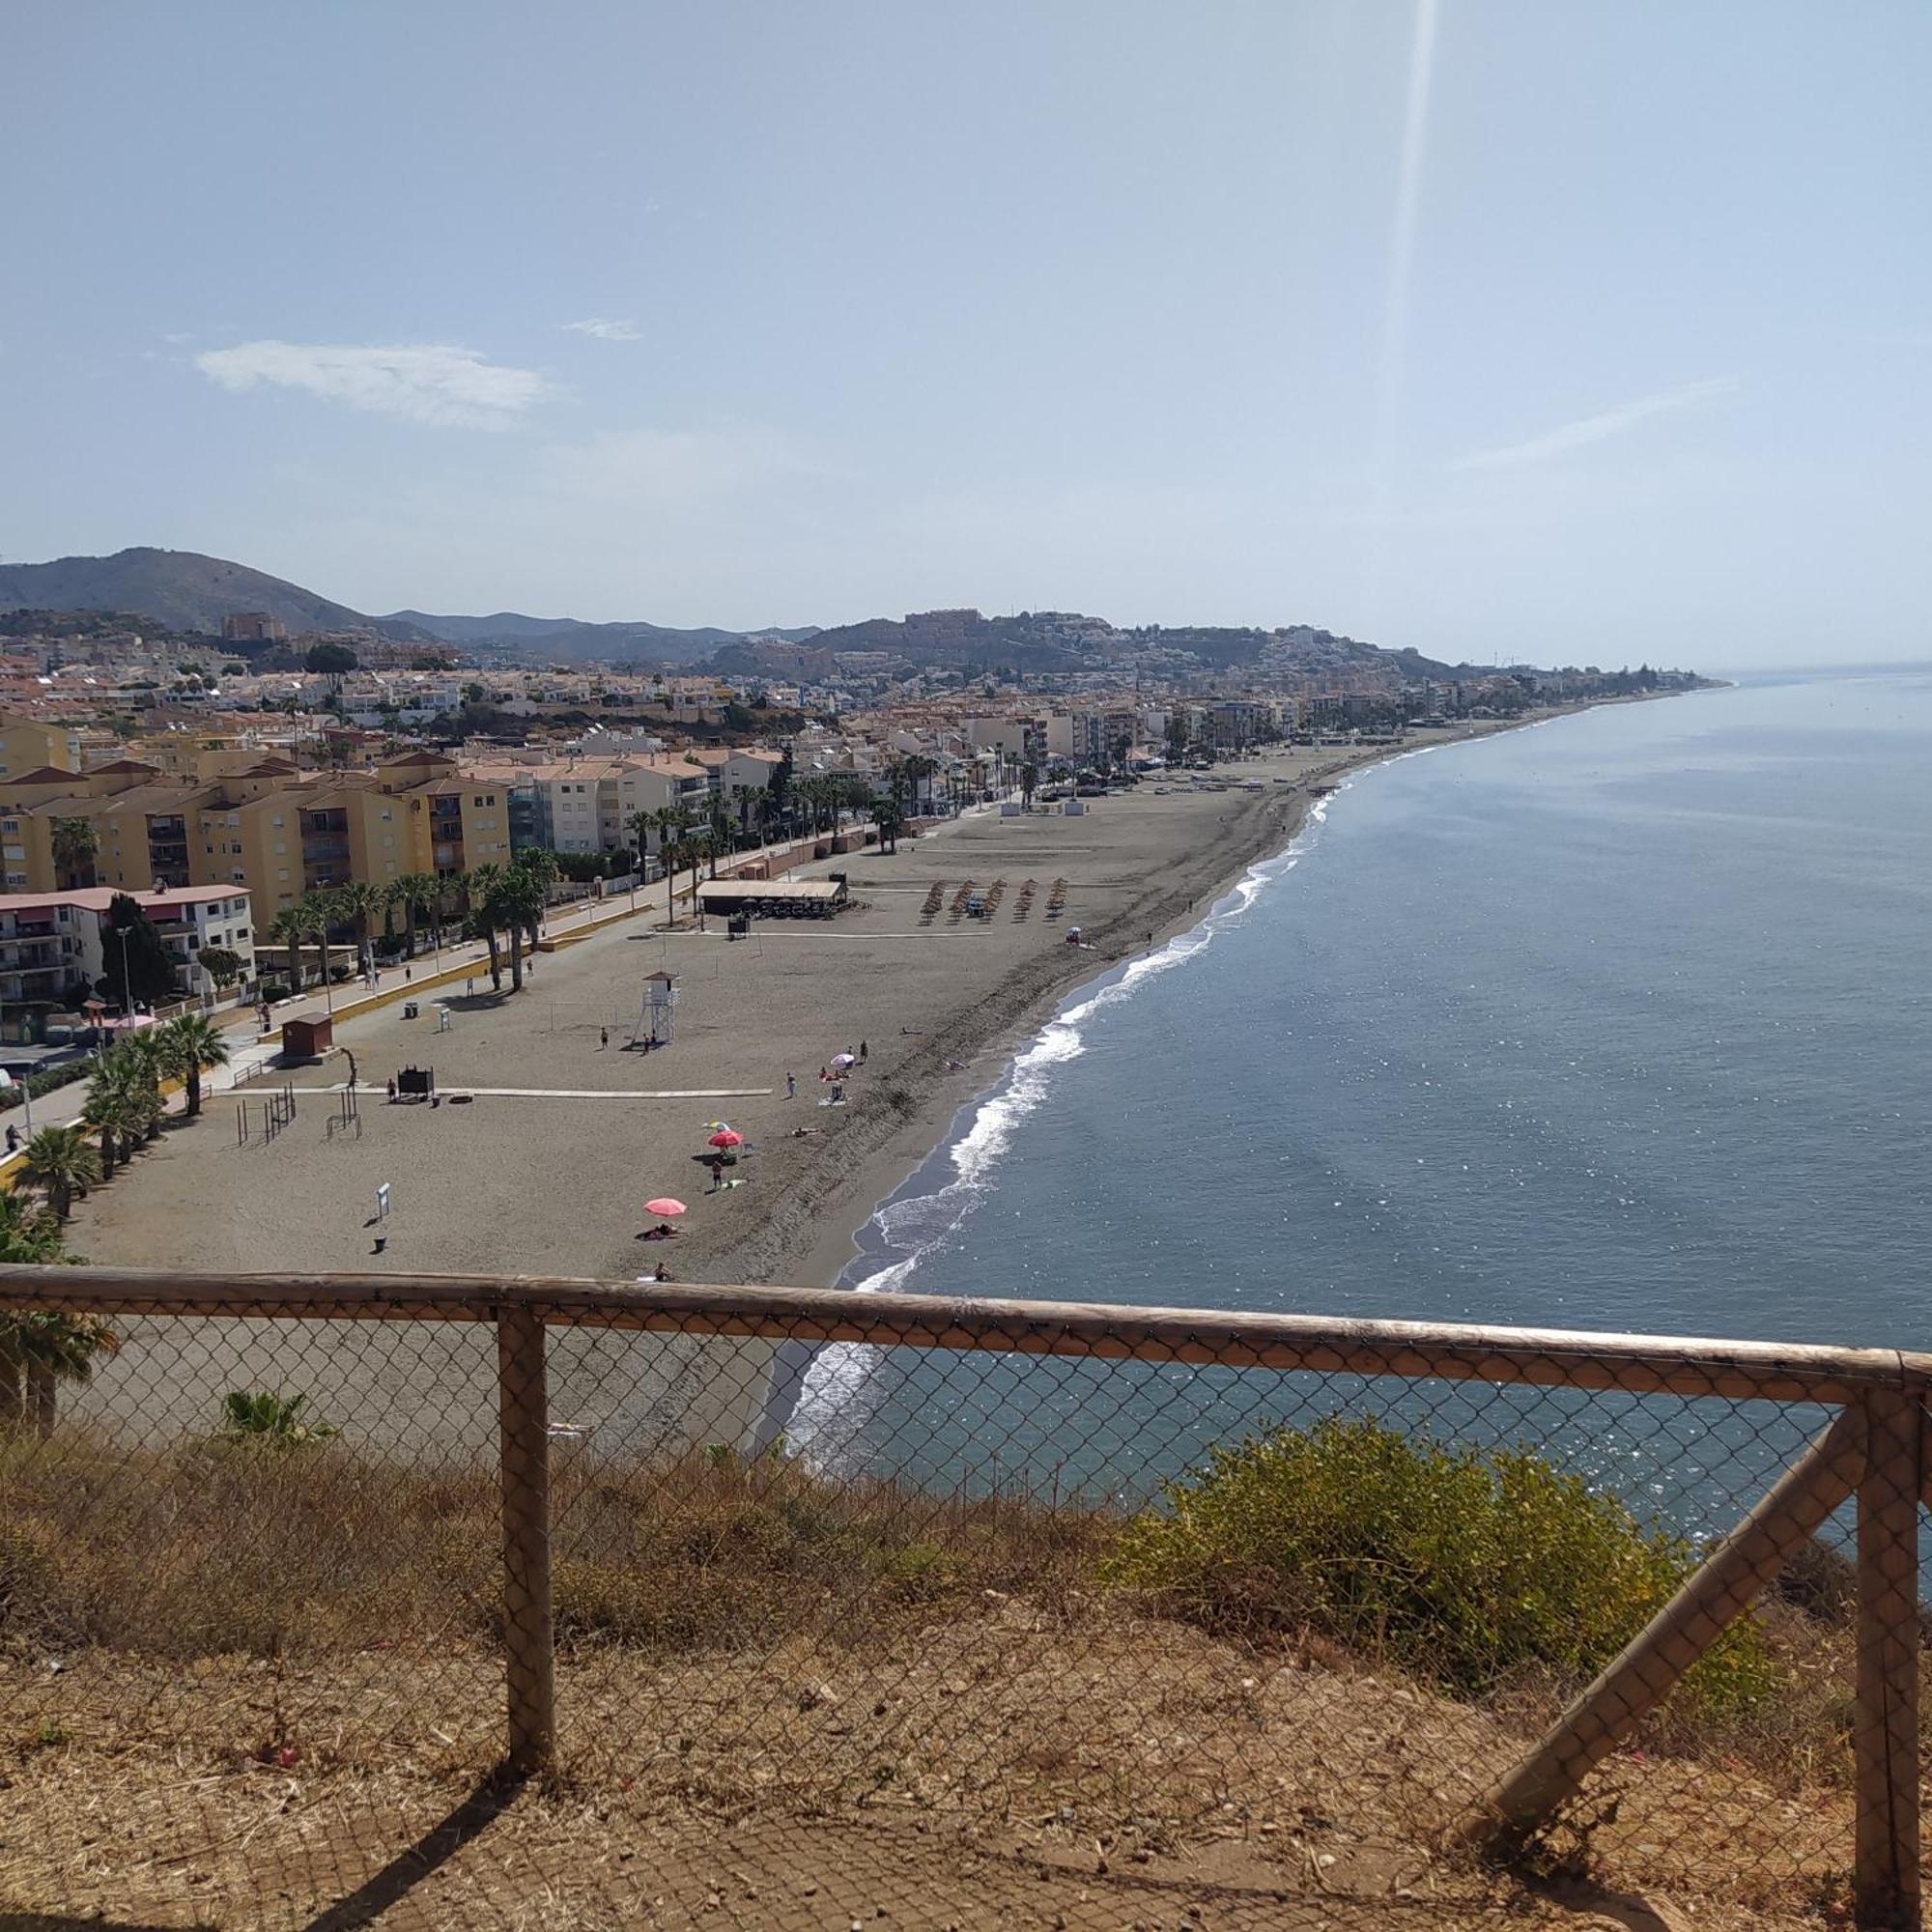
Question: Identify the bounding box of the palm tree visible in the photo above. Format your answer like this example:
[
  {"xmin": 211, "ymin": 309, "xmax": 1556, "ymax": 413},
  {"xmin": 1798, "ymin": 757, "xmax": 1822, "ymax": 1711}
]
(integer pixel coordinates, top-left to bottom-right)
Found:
[
  {"xmin": 0, "ymin": 1194, "xmax": 85, "ymax": 1436},
  {"xmin": 515, "ymin": 848, "xmax": 558, "ymax": 944},
  {"xmin": 337, "ymin": 881, "xmax": 384, "ymax": 970},
  {"xmin": 1020, "ymin": 761, "xmax": 1039, "ymax": 810},
  {"xmin": 686, "ymin": 830, "xmax": 712, "ymax": 914},
  {"xmin": 0, "ymin": 1191, "xmax": 64, "ymax": 1262},
  {"xmin": 19, "ymin": 1125, "xmax": 102, "ymax": 1220},
  {"xmin": 416, "ymin": 871, "xmax": 449, "ymax": 955},
  {"xmin": 872, "ymin": 795, "xmax": 904, "ymax": 855},
  {"xmin": 1, "ymin": 1308, "xmax": 120, "ymax": 1439},
  {"xmin": 159, "ymin": 1011, "xmax": 229, "ymax": 1117},
  {"xmin": 267, "ymin": 905, "xmax": 308, "ymax": 990},
  {"xmin": 706, "ymin": 790, "xmax": 733, "ymax": 872},
  {"xmin": 81, "ymin": 1065, "xmax": 143, "ymax": 1175},
  {"xmin": 655, "ymin": 807, "xmax": 692, "ymax": 920},
  {"xmin": 626, "ymin": 808, "xmax": 656, "ymax": 875},
  {"xmin": 466, "ymin": 862, "xmax": 505, "ymax": 989},
  {"xmin": 50, "ymin": 816, "xmax": 99, "ymax": 891},
  {"xmin": 489, "ymin": 867, "xmax": 547, "ymax": 993}
]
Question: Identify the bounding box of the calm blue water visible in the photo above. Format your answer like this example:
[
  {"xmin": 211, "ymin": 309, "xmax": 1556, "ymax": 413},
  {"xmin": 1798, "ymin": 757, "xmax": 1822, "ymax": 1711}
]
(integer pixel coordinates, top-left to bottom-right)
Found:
[{"xmin": 777, "ymin": 673, "xmax": 1932, "ymax": 1535}]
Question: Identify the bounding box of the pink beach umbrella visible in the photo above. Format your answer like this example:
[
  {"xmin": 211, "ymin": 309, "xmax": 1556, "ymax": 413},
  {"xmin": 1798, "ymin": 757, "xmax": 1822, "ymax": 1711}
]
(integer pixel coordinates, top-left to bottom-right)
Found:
[
  {"xmin": 643, "ymin": 1197, "xmax": 687, "ymax": 1217},
  {"xmin": 707, "ymin": 1129, "xmax": 744, "ymax": 1150}
]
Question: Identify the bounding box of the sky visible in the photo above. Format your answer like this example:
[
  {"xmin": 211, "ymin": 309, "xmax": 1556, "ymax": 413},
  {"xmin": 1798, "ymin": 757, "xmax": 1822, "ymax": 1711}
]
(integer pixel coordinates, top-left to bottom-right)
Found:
[{"xmin": 4, "ymin": 2, "xmax": 1929, "ymax": 671}]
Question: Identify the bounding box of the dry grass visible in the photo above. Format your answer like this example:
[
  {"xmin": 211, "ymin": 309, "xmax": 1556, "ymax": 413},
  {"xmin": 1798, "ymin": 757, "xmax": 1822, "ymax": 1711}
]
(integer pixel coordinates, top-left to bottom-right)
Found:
[{"xmin": 0, "ymin": 1428, "xmax": 1882, "ymax": 1930}]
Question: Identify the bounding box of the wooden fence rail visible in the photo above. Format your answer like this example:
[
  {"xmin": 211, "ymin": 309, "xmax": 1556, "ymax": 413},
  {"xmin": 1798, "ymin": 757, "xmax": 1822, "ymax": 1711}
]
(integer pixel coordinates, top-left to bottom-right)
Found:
[{"xmin": 1, "ymin": 1264, "xmax": 1926, "ymax": 1930}]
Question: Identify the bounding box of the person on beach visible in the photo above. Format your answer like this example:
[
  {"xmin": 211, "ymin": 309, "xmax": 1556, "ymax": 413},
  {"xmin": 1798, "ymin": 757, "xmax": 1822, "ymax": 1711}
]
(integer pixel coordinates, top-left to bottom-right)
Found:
[
  {"xmin": 653, "ymin": 1262, "xmax": 671, "ymax": 1282},
  {"xmin": 601, "ymin": 1026, "xmax": 610, "ymax": 1050},
  {"xmin": 859, "ymin": 1039, "xmax": 867, "ymax": 1063},
  {"xmin": 786, "ymin": 1071, "xmax": 796, "ymax": 1098}
]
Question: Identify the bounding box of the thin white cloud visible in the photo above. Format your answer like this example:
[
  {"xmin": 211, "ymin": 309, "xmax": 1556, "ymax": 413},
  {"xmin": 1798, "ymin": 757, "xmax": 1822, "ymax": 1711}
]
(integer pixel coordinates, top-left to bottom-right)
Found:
[
  {"xmin": 560, "ymin": 317, "xmax": 641, "ymax": 342},
  {"xmin": 195, "ymin": 340, "xmax": 555, "ymax": 429},
  {"xmin": 1451, "ymin": 376, "xmax": 1742, "ymax": 472}
]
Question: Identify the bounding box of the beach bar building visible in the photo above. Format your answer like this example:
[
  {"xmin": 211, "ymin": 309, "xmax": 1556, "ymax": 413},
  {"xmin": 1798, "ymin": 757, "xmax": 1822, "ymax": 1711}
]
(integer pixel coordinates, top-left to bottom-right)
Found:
[{"xmin": 695, "ymin": 878, "xmax": 848, "ymax": 920}]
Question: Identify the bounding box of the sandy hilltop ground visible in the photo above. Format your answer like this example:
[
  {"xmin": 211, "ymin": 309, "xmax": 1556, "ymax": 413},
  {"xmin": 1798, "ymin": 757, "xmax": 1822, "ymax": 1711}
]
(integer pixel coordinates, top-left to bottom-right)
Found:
[{"xmin": 64, "ymin": 721, "xmax": 1539, "ymax": 1450}]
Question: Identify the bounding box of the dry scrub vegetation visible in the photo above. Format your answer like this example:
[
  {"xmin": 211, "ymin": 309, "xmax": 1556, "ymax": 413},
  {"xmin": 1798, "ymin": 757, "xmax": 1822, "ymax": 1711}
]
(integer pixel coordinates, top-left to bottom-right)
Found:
[{"xmin": 0, "ymin": 1417, "xmax": 1881, "ymax": 1928}]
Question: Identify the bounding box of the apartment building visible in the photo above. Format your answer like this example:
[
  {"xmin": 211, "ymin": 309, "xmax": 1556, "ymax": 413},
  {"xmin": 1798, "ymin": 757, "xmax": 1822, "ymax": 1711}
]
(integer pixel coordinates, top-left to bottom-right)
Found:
[
  {"xmin": 0, "ymin": 748, "xmax": 510, "ymax": 920},
  {"xmin": 461, "ymin": 753, "xmax": 730, "ymax": 858},
  {"xmin": 0, "ymin": 715, "xmax": 84, "ymax": 782},
  {"xmin": 0, "ymin": 885, "xmax": 255, "ymax": 1010}
]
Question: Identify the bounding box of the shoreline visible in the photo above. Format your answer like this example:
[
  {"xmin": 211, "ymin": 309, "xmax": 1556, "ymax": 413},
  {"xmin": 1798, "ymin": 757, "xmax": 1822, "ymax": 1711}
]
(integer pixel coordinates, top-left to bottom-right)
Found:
[
  {"xmin": 60, "ymin": 696, "xmax": 1678, "ymax": 1460},
  {"xmin": 717, "ymin": 704, "xmax": 1604, "ymax": 1306}
]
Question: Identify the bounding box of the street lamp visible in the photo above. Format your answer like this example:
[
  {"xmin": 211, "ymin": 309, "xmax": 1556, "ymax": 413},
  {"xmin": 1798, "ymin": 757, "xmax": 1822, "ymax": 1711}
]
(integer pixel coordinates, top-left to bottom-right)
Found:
[{"xmin": 117, "ymin": 925, "xmax": 133, "ymax": 1018}]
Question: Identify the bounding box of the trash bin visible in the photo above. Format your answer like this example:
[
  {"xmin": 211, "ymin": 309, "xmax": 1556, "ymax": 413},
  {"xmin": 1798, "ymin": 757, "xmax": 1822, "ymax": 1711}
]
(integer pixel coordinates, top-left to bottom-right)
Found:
[{"xmin": 403, "ymin": 1000, "xmax": 420, "ymax": 1019}]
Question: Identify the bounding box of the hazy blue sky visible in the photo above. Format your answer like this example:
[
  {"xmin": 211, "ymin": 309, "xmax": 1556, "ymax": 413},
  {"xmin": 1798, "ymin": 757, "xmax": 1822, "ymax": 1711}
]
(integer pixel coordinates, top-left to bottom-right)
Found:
[{"xmin": 6, "ymin": 3, "xmax": 1928, "ymax": 668}]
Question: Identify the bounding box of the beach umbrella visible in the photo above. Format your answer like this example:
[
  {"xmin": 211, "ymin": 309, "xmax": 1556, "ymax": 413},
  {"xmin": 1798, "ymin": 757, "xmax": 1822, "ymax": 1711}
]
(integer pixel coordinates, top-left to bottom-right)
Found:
[
  {"xmin": 707, "ymin": 1129, "xmax": 744, "ymax": 1149},
  {"xmin": 830, "ymin": 1051, "xmax": 857, "ymax": 1068},
  {"xmin": 703, "ymin": 1120, "xmax": 734, "ymax": 1133},
  {"xmin": 643, "ymin": 1197, "xmax": 687, "ymax": 1217}
]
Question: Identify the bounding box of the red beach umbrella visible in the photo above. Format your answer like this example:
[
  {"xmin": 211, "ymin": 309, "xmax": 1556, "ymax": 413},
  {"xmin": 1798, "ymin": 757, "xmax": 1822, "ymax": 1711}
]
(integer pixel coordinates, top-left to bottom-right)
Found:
[
  {"xmin": 644, "ymin": 1197, "xmax": 687, "ymax": 1217},
  {"xmin": 707, "ymin": 1129, "xmax": 744, "ymax": 1150}
]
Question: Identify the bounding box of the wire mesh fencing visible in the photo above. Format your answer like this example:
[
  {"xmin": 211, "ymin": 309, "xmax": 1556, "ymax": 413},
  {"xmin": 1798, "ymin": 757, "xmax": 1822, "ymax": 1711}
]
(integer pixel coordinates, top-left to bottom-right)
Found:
[{"xmin": 0, "ymin": 1267, "xmax": 1924, "ymax": 1931}]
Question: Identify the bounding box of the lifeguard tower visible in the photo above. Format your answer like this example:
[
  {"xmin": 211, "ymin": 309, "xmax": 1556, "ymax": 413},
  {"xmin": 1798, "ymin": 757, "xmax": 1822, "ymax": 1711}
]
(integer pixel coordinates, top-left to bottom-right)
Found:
[{"xmin": 629, "ymin": 969, "xmax": 679, "ymax": 1048}]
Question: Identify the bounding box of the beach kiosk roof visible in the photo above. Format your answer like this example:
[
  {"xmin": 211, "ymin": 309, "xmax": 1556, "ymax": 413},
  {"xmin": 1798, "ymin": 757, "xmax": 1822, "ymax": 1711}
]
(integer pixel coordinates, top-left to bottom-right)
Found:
[{"xmin": 696, "ymin": 877, "xmax": 848, "ymax": 917}]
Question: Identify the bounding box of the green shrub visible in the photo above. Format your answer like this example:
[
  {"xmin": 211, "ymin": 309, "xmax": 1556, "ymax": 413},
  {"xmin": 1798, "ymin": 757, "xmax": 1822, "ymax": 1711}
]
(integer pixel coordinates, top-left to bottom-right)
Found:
[
  {"xmin": 0, "ymin": 1062, "xmax": 93, "ymax": 1114},
  {"xmin": 1105, "ymin": 1414, "xmax": 1776, "ymax": 1713},
  {"xmin": 214, "ymin": 1391, "xmax": 338, "ymax": 1447}
]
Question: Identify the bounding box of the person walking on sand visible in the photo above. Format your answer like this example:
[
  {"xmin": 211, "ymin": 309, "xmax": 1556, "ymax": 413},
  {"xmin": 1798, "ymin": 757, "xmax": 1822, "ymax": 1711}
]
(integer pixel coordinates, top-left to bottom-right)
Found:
[
  {"xmin": 601, "ymin": 1026, "xmax": 610, "ymax": 1050},
  {"xmin": 786, "ymin": 1070, "xmax": 796, "ymax": 1098},
  {"xmin": 859, "ymin": 1039, "xmax": 867, "ymax": 1063}
]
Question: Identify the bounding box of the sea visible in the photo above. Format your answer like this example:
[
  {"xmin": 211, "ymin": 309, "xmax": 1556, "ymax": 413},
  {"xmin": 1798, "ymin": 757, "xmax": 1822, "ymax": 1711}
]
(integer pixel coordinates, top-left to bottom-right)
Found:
[{"xmin": 774, "ymin": 670, "xmax": 1932, "ymax": 1542}]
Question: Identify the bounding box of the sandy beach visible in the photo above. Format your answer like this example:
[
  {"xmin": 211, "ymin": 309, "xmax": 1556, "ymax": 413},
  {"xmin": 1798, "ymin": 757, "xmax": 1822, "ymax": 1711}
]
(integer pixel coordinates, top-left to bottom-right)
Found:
[{"xmin": 63, "ymin": 722, "xmax": 1540, "ymax": 1451}]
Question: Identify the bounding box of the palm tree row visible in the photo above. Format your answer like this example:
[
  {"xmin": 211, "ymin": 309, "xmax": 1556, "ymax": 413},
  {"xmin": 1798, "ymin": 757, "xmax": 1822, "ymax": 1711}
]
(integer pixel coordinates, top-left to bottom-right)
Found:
[
  {"xmin": 264, "ymin": 870, "xmax": 473, "ymax": 992},
  {"xmin": 462, "ymin": 851, "xmax": 555, "ymax": 993},
  {"xmin": 0, "ymin": 1188, "xmax": 117, "ymax": 1437}
]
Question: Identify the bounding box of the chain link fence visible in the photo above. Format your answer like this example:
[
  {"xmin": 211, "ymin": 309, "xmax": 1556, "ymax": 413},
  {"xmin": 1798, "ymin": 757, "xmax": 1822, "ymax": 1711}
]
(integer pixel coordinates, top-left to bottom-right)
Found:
[{"xmin": 0, "ymin": 1267, "xmax": 1924, "ymax": 1930}]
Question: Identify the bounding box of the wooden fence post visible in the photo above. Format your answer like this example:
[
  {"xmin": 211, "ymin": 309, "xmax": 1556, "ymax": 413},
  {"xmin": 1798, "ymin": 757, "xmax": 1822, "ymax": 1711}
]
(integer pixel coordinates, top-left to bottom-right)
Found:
[
  {"xmin": 1855, "ymin": 1390, "xmax": 1921, "ymax": 1931},
  {"xmin": 497, "ymin": 1303, "xmax": 555, "ymax": 1776},
  {"xmin": 1460, "ymin": 1405, "xmax": 1869, "ymax": 1855}
]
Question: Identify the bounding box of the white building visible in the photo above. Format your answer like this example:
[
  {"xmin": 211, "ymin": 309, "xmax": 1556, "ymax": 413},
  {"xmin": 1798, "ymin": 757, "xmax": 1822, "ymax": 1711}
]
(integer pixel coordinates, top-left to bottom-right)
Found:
[{"xmin": 0, "ymin": 885, "xmax": 255, "ymax": 1009}]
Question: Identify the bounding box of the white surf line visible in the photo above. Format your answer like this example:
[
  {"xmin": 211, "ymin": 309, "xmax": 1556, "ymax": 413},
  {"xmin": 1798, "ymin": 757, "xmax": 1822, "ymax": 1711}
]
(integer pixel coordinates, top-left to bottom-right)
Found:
[{"xmin": 282, "ymin": 1085, "xmax": 775, "ymax": 1100}]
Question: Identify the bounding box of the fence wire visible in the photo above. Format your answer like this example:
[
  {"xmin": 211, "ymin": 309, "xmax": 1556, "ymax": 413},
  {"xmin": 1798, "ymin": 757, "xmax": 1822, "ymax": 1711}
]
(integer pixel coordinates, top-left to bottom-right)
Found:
[{"xmin": 0, "ymin": 1282, "xmax": 1922, "ymax": 1931}]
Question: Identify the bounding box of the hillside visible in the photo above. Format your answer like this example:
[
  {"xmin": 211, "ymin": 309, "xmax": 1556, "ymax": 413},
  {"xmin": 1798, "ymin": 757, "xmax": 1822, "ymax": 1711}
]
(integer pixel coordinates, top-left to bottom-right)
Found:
[
  {"xmin": 0, "ymin": 549, "xmax": 818, "ymax": 664},
  {"xmin": 711, "ymin": 607, "xmax": 1493, "ymax": 686},
  {"xmin": 388, "ymin": 608, "xmax": 820, "ymax": 665},
  {"xmin": 0, "ymin": 547, "xmax": 430, "ymax": 641}
]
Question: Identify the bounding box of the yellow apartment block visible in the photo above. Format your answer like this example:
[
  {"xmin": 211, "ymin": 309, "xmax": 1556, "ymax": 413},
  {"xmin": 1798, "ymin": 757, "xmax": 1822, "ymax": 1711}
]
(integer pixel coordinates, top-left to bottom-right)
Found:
[{"xmin": 0, "ymin": 747, "xmax": 510, "ymax": 922}]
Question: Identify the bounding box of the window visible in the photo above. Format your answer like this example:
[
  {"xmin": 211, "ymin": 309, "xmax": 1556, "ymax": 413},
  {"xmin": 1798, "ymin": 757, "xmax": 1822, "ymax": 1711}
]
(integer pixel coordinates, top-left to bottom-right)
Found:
[
  {"xmin": 277, "ymin": 867, "xmax": 290, "ymax": 882},
  {"xmin": 227, "ymin": 812, "xmax": 240, "ymax": 829},
  {"xmin": 271, "ymin": 815, "xmax": 284, "ymax": 829},
  {"xmin": 232, "ymin": 870, "xmax": 246, "ymax": 885}
]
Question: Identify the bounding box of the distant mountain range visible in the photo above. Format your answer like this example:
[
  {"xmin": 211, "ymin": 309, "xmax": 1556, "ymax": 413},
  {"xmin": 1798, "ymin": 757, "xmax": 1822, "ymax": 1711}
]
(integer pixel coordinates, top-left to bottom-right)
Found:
[
  {"xmin": 0, "ymin": 547, "xmax": 1517, "ymax": 686},
  {"xmin": 0, "ymin": 549, "xmax": 815, "ymax": 664},
  {"xmin": 385, "ymin": 609, "xmax": 821, "ymax": 664}
]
